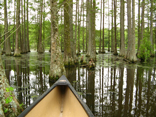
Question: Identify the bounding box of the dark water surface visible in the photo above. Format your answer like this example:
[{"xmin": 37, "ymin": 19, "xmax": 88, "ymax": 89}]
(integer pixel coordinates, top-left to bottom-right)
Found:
[{"xmin": 2, "ymin": 51, "xmax": 156, "ymax": 117}]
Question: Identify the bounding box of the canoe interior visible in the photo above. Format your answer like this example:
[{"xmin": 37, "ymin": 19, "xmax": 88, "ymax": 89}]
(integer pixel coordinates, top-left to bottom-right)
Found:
[{"xmin": 25, "ymin": 85, "xmax": 89, "ymax": 117}]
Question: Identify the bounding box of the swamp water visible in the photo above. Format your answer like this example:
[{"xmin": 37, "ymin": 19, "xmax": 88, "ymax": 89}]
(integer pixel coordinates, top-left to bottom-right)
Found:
[{"xmin": 2, "ymin": 51, "xmax": 156, "ymax": 117}]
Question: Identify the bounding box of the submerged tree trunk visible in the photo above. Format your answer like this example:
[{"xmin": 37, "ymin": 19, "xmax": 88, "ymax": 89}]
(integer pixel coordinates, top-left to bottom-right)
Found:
[
  {"xmin": 4, "ymin": 0, "xmax": 11, "ymax": 56},
  {"xmin": 14, "ymin": 0, "xmax": 21, "ymax": 57},
  {"xmin": 49, "ymin": 0, "xmax": 66, "ymax": 80}
]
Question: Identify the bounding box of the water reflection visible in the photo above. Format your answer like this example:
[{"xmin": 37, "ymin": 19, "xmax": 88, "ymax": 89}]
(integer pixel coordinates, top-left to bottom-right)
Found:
[{"xmin": 2, "ymin": 52, "xmax": 156, "ymax": 117}]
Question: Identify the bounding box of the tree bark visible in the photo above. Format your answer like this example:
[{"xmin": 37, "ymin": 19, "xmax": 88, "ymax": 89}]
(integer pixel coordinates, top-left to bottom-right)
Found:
[
  {"xmin": 113, "ymin": 0, "xmax": 118, "ymax": 55},
  {"xmin": 69, "ymin": 0, "xmax": 74, "ymax": 58},
  {"xmin": 49, "ymin": 0, "xmax": 66, "ymax": 80},
  {"xmin": 91, "ymin": 0, "xmax": 96, "ymax": 59},
  {"xmin": 108, "ymin": 0, "xmax": 110, "ymax": 52},
  {"xmin": 82, "ymin": 0, "xmax": 85, "ymax": 53},
  {"xmin": 111, "ymin": 0, "xmax": 114, "ymax": 52},
  {"xmin": 150, "ymin": 0, "xmax": 154, "ymax": 56},
  {"xmin": 137, "ymin": 0, "xmax": 140, "ymax": 53},
  {"xmin": 77, "ymin": 0, "xmax": 80, "ymax": 54},
  {"xmin": 24, "ymin": 0, "xmax": 27, "ymax": 53},
  {"xmin": 87, "ymin": 0, "xmax": 92, "ymax": 57},
  {"xmin": 86, "ymin": 0, "xmax": 89, "ymax": 53},
  {"xmin": 126, "ymin": 0, "xmax": 137, "ymax": 62},
  {"xmin": 75, "ymin": 0, "xmax": 78, "ymax": 56},
  {"xmin": 119, "ymin": 0, "xmax": 125, "ymax": 56},
  {"xmin": 21, "ymin": 0, "xmax": 24, "ymax": 53},
  {"xmin": 64, "ymin": 0, "xmax": 73, "ymax": 66},
  {"xmin": 99, "ymin": 0, "xmax": 102, "ymax": 53},
  {"xmin": 4, "ymin": 0, "xmax": 11, "ymax": 56},
  {"xmin": 27, "ymin": 0, "xmax": 30, "ymax": 52},
  {"xmin": 38, "ymin": 0, "xmax": 44, "ymax": 53},
  {"xmin": 86, "ymin": 0, "xmax": 96, "ymax": 60},
  {"xmin": 140, "ymin": 0, "xmax": 145, "ymax": 49},
  {"xmin": 101, "ymin": 0, "xmax": 105, "ymax": 53},
  {"xmin": 14, "ymin": 0, "xmax": 21, "ymax": 57}
]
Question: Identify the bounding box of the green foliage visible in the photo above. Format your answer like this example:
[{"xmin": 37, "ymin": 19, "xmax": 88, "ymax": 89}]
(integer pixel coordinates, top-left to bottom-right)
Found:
[
  {"xmin": 5, "ymin": 87, "xmax": 14, "ymax": 104},
  {"xmin": 5, "ymin": 96, "xmax": 13, "ymax": 104},
  {"xmin": 6, "ymin": 86, "xmax": 14, "ymax": 92},
  {"xmin": 138, "ymin": 38, "xmax": 152, "ymax": 62},
  {"xmin": 19, "ymin": 103, "xmax": 24, "ymax": 107},
  {"xmin": 4, "ymin": 108, "xmax": 9, "ymax": 113}
]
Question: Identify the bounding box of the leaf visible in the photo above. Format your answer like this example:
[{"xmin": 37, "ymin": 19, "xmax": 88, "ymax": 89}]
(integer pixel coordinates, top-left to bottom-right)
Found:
[{"xmin": 4, "ymin": 108, "xmax": 8, "ymax": 113}]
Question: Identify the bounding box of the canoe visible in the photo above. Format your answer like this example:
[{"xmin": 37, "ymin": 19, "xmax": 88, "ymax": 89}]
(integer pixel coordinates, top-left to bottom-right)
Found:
[{"xmin": 18, "ymin": 75, "xmax": 94, "ymax": 117}]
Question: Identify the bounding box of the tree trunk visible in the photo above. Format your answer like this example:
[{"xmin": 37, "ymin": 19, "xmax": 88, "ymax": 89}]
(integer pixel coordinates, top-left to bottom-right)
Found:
[
  {"xmin": 126, "ymin": 0, "xmax": 137, "ymax": 62},
  {"xmin": 86, "ymin": 0, "xmax": 96, "ymax": 60},
  {"xmin": 99, "ymin": 0, "xmax": 102, "ymax": 53},
  {"xmin": 38, "ymin": 0, "xmax": 44, "ymax": 53},
  {"xmin": 87, "ymin": 0, "xmax": 92, "ymax": 57},
  {"xmin": 27, "ymin": 0, "xmax": 30, "ymax": 52},
  {"xmin": 77, "ymin": 0, "xmax": 80, "ymax": 54},
  {"xmin": 14, "ymin": 0, "xmax": 21, "ymax": 57},
  {"xmin": 69, "ymin": 0, "xmax": 74, "ymax": 58},
  {"xmin": 101, "ymin": 0, "xmax": 105, "ymax": 53},
  {"xmin": 108, "ymin": 0, "xmax": 110, "ymax": 52},
  {"xmin": 64, "ymin": 0, "xmax": 73, "ymax": 66},
  {"xmin": 21, "ymin": 0, "xmax": 24, "ymax": 53},
  {"xmin": 111, "ymin": 0, "xmax": 114, "ymax": 52},
  {"xmin": 91, "ymin": 0, "xmax": 96, "ymax": 59},
  {"xmin": 140, "ymin": 0, "xmax": 145, "ymax": 49},
  {"xmin": 119, "ymin": 0, "xmax": 125, "ymax": 56},
  {"xmin": 75, "ymin": 0, "xmax": 78, "ymax": 56},
  {"xmin": 24, "ymin": 0, "xmax": 27, "ymax": 53},
  {"xmin": 82, "ymin": 0, "xmax": 85, "ymax": 53},
  {"xmin": 60, "ymin": 9, "xmax": 63, "ymax": 52},
  {"xmin": 4, "ymin": 0, "xmax": 11, "ymax": 56},
  {"xmin": 150, "ymin": 0, "xmax": 154, "ymax": 56},
  {"xmin": 86, "ymin": 0, "xmax": 89, "ymax": 53},
  {"xmin": 113, "ymin": 0, "xmax": 118, "ymax": 55},
  {"xmin": 49, "ymin": 0, "xmax": 66, "ymax": 80},
  {"xmin": 13, "ymin": 1, "xmax": 16, "ymax": 52},
  {"xmin": 137, "ymin": 0, "xmax": 140, "ymax": 53}
]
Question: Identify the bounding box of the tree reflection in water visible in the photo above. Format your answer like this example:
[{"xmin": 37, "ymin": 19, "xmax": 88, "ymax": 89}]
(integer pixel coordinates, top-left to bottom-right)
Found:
[{"xmin": 2, "ymin": 52, "xmax": 156, "ymax": 117}]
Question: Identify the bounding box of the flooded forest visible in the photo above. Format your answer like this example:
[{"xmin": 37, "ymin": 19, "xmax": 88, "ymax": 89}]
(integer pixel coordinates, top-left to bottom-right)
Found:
[{"xmin": 0, "ymin": 0, "xmax": 156, "ymax": 116}]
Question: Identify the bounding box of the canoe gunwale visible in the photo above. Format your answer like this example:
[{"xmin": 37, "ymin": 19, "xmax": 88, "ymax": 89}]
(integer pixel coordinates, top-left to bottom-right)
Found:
[{"xmin": 18, "ymin": 75, "xmax": 94, "ymax": 117}]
